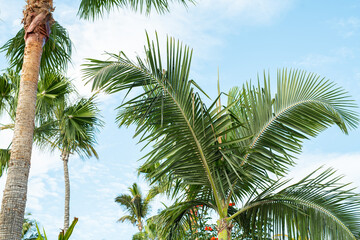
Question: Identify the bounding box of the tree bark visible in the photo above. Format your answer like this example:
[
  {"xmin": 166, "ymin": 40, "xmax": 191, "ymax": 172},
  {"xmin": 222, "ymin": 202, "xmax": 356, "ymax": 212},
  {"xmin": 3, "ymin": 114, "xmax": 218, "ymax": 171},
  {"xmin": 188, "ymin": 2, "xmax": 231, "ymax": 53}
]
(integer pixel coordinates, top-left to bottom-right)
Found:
[
  {"xmin": 0, "ymin": 1, "xmax": 53, "ymax": 239},
  {"xmin": 62, "ymin": 150, "xmax": 71, "ymax": 233}
]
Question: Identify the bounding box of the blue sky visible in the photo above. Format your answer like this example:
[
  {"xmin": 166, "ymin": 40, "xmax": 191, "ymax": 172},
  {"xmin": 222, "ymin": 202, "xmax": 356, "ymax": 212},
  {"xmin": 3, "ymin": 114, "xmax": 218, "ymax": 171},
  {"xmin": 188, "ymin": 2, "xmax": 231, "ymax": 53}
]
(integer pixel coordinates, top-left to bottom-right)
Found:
[{"xmin": 0, "ymin": 0, "xmax": 360, "ymax": 239}]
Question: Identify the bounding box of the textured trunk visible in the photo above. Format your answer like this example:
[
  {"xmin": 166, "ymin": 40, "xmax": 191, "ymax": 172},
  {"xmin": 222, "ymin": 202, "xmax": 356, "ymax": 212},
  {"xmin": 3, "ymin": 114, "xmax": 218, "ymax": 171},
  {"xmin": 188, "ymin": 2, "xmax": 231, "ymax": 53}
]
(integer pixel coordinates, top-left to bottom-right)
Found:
[
  {"xmin": 0, "ymin": 1, "xmax": 53, "ymax": 239},
  {"xmin": 217, "ymin": 219, "xmax": 233, "ymax": 240},
  {"xmin": 62, "ymin": 151, "xmax": 70, "ymax": 232}
]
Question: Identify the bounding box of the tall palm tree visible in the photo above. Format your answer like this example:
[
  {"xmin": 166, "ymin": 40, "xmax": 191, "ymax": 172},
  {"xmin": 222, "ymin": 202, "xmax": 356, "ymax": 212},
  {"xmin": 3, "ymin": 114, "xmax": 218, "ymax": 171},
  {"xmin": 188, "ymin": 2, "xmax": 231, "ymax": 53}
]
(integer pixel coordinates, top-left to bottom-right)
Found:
[
  {"xmin": 115, "ymin": 183, "xmax": 157, "ymax": 233},
  {"xmin": 0, "ymin": 1, "xmax": 194, "ymax": 239},
  {"xmin": 83, "ymin": 34, "xmax": 360, "ymax": 239},
  {"xmin": 41, "ymin": 96, "xmax": 102, "ymax": 232}
]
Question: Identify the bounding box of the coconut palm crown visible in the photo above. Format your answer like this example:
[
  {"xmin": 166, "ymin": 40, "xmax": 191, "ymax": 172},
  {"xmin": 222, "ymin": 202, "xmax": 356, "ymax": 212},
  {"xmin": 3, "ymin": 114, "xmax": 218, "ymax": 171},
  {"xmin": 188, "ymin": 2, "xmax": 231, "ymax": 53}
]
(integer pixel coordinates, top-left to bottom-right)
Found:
[
  {"xmin": 83, "ymin": 33, "xmax": 360, "ymax": 239},
  {"xmin": 115, "ymin": 183, "xmax": 156, "ymax": 232}
]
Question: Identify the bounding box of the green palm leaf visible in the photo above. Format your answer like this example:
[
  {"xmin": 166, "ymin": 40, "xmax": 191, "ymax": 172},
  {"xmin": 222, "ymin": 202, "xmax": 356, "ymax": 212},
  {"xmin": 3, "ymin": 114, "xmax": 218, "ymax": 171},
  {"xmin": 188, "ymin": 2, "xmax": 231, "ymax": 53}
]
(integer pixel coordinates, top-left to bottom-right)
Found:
[
  {"xmin": 0, "ymin": 70, "xmax": 19, "ymax": 119},
  {"xmin": 1, "ymin": 22, "xmax": 72, "ymax": 75},
  {"xmin": 118, "ymin": 215, "xmax": 137, "ymax": 225},
  {"xmin": 77, "ymin": 0, "xmax": 195, "ymax": 20},
  {"xmin": 83, "ymin": 33, "xmax": 240, "ymax": 212},
  {"xmin": 227, "ymin": 70, "xmax": 359, "ymax": 176},
  {"xmin": 228, "ymin": 168, "xmax": 360, "ymax": 240},
  {"xmin": 0, "ymin": 148, "xmax": 10, "ymax": 177},
  {"xmin": 49, "ymin": 96, "xmax": 103, "ymax": 158},
  {"xmin": 36, "ymin": 72, "xmax": 73, "ymax": 123}
]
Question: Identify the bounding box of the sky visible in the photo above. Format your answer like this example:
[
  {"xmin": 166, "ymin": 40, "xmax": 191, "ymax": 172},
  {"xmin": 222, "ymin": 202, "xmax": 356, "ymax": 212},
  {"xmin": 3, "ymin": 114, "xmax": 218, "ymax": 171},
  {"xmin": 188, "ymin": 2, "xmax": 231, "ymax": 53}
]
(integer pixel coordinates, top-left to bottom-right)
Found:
[{"xmin": 0, "ymin": 0, "xmax": 360, "ymax": 239}]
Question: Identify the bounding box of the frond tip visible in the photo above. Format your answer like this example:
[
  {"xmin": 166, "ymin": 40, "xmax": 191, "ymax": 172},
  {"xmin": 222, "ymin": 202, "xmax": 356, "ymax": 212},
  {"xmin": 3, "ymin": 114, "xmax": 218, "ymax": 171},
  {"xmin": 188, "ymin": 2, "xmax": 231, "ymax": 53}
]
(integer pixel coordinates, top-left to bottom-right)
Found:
[{"xmin": 77, "ymin": 0, "xmax": 195, "ymax": 20}]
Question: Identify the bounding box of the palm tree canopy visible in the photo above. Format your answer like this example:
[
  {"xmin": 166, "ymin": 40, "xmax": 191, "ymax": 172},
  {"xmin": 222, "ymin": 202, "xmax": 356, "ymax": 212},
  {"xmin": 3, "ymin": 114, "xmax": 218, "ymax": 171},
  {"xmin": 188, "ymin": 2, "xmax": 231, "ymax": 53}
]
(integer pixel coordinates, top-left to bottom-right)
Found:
[
  {"xmin": 83, "ymin": 33, "xmax": 360, "ymax": 239},
  {"xmin": 77, "ymin": 0, "xmax": 195, "ymax": 20},
  {"xmin": 49, "ymin": 96, "xmax": 103, "ymax": 158},
  {"xmin": 0, "ymin": 22, "xmax": 72, "ymax": 76},
  {"xmin": 115, "ymin": 183, "xmax": 152, "ymax": 223},
  {"xmin": 83, "ymin": 34, "xmax": 359, "ymax": 215}
]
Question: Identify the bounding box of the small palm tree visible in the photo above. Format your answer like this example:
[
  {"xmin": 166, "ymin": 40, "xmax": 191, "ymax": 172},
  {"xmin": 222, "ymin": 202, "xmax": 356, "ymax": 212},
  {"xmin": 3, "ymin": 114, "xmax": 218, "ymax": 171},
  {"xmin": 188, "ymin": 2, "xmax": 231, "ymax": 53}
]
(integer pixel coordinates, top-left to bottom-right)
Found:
[
  {"xmin": 115, "ymin": 183, "xmax": 156, "ymax": 233},
  {"xmin": 45, "ymin": 96, "xmax": 102, "ymax": 232},
  {"xmin": 84, "ymin": 34, "xmax": 360, "ymax": 239}
]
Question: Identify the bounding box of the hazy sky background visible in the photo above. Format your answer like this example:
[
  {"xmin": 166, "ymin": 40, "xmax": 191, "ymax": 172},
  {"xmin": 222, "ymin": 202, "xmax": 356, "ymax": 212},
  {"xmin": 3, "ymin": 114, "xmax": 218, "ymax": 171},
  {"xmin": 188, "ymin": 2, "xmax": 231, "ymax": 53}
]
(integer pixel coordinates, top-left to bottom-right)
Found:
[{"xmin": 0, "ymin": 0, "xmax": 360, "ymax": 239}]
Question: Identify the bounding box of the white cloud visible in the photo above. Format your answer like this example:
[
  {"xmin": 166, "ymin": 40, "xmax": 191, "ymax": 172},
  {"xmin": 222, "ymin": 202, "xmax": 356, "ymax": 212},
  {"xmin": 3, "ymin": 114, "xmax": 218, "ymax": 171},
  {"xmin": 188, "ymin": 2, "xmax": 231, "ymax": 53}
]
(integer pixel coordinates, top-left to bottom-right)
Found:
[{"xmin": 335, "ymin": 17, "xmax": 360, "ymax": 38}]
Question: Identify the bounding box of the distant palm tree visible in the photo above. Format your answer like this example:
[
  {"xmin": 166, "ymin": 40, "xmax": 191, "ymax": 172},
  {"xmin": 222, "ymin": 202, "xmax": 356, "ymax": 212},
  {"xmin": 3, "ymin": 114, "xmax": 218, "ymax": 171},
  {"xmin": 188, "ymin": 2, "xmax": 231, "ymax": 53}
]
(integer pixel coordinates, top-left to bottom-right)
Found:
[
  {"xmin": 84, "ymin": 34, "xmax": 360, "ymax": 239},
  {"xmin": 116, "ymin": 183, "xmax": 157, "ymax": 233},
  {"xmin": 45, "ymin": 96, "xmax": 102, "ymax": 232}
]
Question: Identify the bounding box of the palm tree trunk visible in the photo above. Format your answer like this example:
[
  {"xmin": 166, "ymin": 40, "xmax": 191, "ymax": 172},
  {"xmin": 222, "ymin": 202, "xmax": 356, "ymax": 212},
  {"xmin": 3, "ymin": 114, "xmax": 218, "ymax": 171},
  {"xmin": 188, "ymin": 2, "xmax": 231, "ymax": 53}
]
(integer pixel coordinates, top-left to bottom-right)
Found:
[
  {"xmin": 62, "ymin": 150, "xmax": 70, "ymax": 232},
  {"xmin": 217, "ymin": 219, "xmax": 232, "ymax": 240},
  {"xmin": 0, "ymin": 1, "xmax": 53, "ymax": 239}
]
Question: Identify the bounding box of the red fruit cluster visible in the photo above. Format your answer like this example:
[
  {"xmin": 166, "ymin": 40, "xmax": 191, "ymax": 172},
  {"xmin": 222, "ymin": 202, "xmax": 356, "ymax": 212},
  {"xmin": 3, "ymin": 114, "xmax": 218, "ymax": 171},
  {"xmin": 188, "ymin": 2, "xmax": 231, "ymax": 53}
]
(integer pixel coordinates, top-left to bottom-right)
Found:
[
  {"xmin": 205, "ymin": 226, "xmax": 213, "ymax": 231},
  {"xmin": 229, "ymin": 203, "xmax": 235, "ymax": 206},
  {"xmin": 195, "ymin": 205, "xmax": 204, "ymax": 207},
  {"xmin": 210, "ymin": 237, "xmax": 218, "ymax": 240}
]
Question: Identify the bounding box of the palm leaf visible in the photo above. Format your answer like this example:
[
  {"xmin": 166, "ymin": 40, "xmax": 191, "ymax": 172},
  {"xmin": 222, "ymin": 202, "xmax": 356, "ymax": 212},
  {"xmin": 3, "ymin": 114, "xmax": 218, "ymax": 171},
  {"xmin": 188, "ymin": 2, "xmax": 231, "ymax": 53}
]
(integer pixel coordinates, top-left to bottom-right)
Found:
[
  {"xmin": 1, "ymin": 22, "xmax": 72, "ymax": 75},
  {"xmin": 51, "ymin": 96, "xmax": 103, "ymax": 158},
  {"xmin": 117, "ymin": 215, "xmax": 137, "ymax": 225},
  {"xmin": 82, "ymin": 33, "xmax": 242, "ymax": 212},
  {"xmin": 0, "ymin": 70, "xmax": 19, "ymax": 119},
  {"xmin": 0, "ymin": 148, "xmax": 10, "ymax": 177},
  {"xmin": 36, "ymin": 72, "xmax": 74, "ymax": 123},
  {"xmin": 229, "ymin": 167, "xmax": 360, "ymax": 240},
  {"xmin": 227, "ymin": 70, "xmax": 359, "ymax": 177},
  {"xmin": 77, "ymin": 0, "xmax": 195, "ymax": 20},
  {"xmin": 154, "ymin": 198, "xmax": 214, "ymax": 239}
]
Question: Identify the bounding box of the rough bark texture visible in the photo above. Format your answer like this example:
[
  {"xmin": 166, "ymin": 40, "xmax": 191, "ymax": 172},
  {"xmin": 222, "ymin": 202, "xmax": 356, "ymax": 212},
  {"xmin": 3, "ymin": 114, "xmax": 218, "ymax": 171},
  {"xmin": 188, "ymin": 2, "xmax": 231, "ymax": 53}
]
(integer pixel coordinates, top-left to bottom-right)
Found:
[
  {"xmin": 217, "ymin": 219, "xmax": 233, "ymax": 240},
  {"xmin": 62, "ymin": 151, "xmax": 70, "ymax": 232},
  {"xmin": 0, "ymin": 1, "xmax": 53, "ymax": 239}
]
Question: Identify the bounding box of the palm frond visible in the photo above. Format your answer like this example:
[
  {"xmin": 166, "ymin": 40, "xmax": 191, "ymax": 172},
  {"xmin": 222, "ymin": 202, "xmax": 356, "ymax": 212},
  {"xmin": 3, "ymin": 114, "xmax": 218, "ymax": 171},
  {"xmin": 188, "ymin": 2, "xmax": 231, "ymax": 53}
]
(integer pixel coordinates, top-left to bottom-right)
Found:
[
  {"xmin": 77, "ymin": 0, "xmax": 195, "ymax": 20},
  {"xmin": 229, "ymin": 167, "xmax": 360, "ymax": 240},
  {"xmin": 1, "ymin": 22, "xmax": 72, "ymax": 75},
  {"xmin": 36, "ymin": 72, "xmax": 74, "ymax": 123},
  {"xmin": 0, "ymin": 148, "xmax": 10, "ymax": 177},
  {"xmin": 53, "ymin": 96, "xmax": 103, "ymax": 158},
  {"xmin": 83, "ymin": 33, "xmax": 247, "ymax": 212},
  {"xmin": 118, "ymin": 215, "xmax": 137, "ymax": 225},
  {"xmin": 227, "ymin": 69, "xmax": 359, "ymax": 177},
  {"xmin": 155, "ymin": 199, "xmax": 214, "ymax": 240},
  {"xmin": 0, "ymin": 70, "xmax": 19, "ymax": 118}
]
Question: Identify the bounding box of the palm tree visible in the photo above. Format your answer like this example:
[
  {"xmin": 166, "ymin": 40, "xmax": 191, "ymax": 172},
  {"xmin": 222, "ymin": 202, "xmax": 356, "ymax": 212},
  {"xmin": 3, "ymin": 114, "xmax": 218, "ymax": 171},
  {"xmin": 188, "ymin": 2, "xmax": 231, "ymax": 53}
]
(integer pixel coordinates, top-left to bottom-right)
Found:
[
  {"xmin": 83, "ymin": 34, "xmax": 360, "ymax": 239},
  {"xmin": 0, "ymin": 1, "xmax": 194, "ymax": 239},
  {"xmin": 41, "ymin": 96, "xmax": 102, "ymax": 232},
  {"xmin": 116, "ymin": 183, "xmax": 157, "ymax": 233}
]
